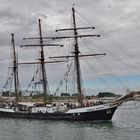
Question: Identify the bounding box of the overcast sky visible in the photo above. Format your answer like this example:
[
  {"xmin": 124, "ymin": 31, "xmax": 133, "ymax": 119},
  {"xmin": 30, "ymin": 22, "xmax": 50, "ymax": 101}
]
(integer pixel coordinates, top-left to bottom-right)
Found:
[{"xmin": 0, "ymin": 0, "xmax": 140, "ymax": 95}]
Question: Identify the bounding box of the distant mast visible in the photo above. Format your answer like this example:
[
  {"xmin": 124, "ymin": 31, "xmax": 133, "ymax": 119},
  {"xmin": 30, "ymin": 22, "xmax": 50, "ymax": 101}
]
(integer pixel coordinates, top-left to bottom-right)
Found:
[{"xmin": 11, "ymin": 33, "xmax": 19, "ymax": 103}]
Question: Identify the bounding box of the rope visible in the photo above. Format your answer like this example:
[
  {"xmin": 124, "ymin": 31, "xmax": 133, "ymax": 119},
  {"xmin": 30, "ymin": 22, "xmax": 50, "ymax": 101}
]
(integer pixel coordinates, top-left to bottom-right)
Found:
[
  {"xmin": 83, "ymin": 57, "xmax": 115, "ymax": 93},
  {"xmin": 76, "ymin": 10, "xmax": 140, "ymax": 69},
  {"xmin": 97, "ymin": 58, "xmax": 129, "ymax": 90},
  {"xmin": 54, "ymin": 61, "xmax": 72, "ymax": 96}
]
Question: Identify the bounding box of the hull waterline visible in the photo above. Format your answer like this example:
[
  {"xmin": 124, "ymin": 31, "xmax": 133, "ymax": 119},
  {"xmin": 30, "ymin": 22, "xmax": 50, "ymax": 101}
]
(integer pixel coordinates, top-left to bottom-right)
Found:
[{"xmin": 0, "ymin": 106, "xmax": 117, "ymax": 121}]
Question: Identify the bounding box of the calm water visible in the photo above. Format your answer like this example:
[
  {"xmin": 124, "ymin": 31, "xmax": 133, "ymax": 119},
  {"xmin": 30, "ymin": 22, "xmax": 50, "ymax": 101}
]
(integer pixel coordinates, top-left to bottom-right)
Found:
[{"xmin": 0, "ymin": 102, "xmax": 140, "ymax": 140}]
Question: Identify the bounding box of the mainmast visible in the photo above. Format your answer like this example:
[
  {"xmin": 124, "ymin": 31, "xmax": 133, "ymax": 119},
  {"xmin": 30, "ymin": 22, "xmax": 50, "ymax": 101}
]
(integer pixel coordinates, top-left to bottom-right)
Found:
[
  {"xmin": 72, "ymin": 7, "xmax": 82, "ymax": 106},
  {"xmin": 20, "ymin": 19, "xmax": 64, "ymax": 103},
  {"xmin": 11, "ymin": 33, "xmax": 19, "ymax": 103},
  {"xmin": 50, "ymin": 5, "xmax": 105, "ymax": 107}
]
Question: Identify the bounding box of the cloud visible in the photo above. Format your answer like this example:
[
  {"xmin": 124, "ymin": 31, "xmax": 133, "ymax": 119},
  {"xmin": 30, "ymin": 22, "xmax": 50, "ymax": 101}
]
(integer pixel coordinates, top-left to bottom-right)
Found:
[{"xmin": 0, "ymin": 0, "xmax": 140, "ymax": 94}]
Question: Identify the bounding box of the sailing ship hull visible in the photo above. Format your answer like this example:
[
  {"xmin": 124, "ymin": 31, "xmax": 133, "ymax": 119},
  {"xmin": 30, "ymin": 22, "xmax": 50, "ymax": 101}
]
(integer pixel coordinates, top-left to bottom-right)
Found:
[{"xmin": 0, "ymin": 105, "xmax": 117, "ymax": 121}]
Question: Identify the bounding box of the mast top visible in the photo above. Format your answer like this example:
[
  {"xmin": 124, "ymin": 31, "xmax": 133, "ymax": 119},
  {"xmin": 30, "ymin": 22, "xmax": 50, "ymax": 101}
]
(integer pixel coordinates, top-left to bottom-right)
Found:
[
  {"xmin": 38, "ymin": 18, "xmax": 41, "ymax": 22},
  {"xmin": 72, "ymin": 4, "xmax": 75, "ymax": 8}
]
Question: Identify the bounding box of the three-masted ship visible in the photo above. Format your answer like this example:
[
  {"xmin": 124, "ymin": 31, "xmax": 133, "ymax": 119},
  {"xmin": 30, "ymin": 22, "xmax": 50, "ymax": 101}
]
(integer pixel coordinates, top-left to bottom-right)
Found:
[{"xmin": 0, "ymin": 6, "xmax": 138, "ymax": 121}]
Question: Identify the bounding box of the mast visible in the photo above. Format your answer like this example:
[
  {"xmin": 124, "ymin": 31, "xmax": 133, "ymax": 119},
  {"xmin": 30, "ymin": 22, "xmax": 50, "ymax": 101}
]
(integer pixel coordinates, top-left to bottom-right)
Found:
[
  {"xmin": 21, "ymin": 19, "xmax": 64, "ymax": 103},
  {"xmin": 72, "ymin": 6, "xmax": 82, "ymax": 106},
  {"xmin": 21, "ymin": 7, "xmax": 104, "ymax": 106},
  {"xmin": 38, "ymin": 18, "xmax": 47, "ymax": 102},
  {"xmin": 49, "ymin": 5, "xmax": 105, "ymax": 107},
  {"xmin": 11, "ymin": 33, "xmax": 19, "ymax": 103}
]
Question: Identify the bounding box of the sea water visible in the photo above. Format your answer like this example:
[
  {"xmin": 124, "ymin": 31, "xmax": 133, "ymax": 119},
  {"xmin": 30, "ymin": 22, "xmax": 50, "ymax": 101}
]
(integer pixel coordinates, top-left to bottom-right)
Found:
[{"xmin": 0, "ymin": 101, "xmax": 140, "ymax": 140}]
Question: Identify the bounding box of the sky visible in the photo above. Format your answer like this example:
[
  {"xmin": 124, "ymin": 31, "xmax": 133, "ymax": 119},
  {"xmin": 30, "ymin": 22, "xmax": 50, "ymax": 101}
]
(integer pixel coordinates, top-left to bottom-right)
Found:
[{"xmin": 0, "ymin": 0, "xmax": 140, "ymax": 95}]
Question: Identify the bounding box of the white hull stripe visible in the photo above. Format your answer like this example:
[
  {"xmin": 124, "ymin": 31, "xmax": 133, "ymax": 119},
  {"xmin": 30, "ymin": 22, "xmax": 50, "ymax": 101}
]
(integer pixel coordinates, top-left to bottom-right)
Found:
[{"xmin": 66, "ymin": 104, "xmax": 116, "ymax": 114}]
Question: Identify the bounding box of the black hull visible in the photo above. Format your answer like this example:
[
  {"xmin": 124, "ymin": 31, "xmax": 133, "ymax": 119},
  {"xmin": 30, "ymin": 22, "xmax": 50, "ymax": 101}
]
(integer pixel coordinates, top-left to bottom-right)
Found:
[{"xmin": 0, "ymin": 106, "xmax": 117, "ymax": 121}]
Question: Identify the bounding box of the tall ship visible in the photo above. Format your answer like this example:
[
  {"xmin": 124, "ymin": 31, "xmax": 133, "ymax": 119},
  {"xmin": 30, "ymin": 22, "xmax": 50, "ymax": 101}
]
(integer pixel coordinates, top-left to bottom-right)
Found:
[{"xmin": 0, "ymin": 6, "xmax": 139, "ymax": 121}]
